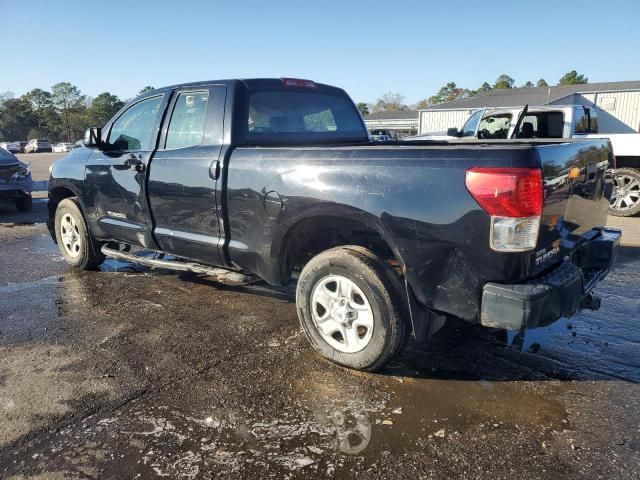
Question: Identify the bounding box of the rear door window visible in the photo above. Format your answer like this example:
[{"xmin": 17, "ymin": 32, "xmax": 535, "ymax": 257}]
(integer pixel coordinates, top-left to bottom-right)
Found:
[
  {"xmin": 165, "ymin": 91, "xmax": 209, "ymax": 149},
  {"xmin": 246, "ymin": 90, "xmax": 366, "ymax": 143},
  {"xmin": 516, "ymin": 111, "xmax": 564, "ymax": 138}
]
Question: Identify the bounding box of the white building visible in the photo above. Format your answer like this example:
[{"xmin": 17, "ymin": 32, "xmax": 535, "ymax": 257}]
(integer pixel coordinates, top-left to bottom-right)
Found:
[
  {"xmin": 419, "ymin": 81, "xmax": 640, "ymax": 135},
  {"xmin": 363, "ymin": 110, "xmax": 419, "ymax": 137}
]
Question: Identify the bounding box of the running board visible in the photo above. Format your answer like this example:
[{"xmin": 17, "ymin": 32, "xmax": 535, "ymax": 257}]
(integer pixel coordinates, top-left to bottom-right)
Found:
[{"xmin": 101, "ymin": 245, "xmax": 255, "ymax": 285}]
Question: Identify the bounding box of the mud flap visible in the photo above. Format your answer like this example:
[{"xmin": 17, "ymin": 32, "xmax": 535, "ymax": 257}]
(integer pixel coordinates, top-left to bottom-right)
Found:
[{"xmin": 403, "ymin": 277, "xmax": 445, "ymax": 341}]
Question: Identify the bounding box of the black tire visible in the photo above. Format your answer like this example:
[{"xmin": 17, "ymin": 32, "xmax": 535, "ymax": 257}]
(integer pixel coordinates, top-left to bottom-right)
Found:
[
  {"xmin": 54, "ymin": 198, "xmax": 105, "ymax": 269},
  {"xmin": 14, "ymin": 194, "xmax": 32, "ymax": 212},
  {"xmin": 296, "ymin": 246, "xmax": 409, "ymax": 372},
  {"xmin": 609, "ymin": 168, "xmax": 640, "ymax": 217}
]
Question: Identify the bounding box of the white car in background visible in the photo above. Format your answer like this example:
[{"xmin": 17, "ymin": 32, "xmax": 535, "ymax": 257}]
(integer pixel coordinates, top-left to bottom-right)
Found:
[
  {"xmin": 52, "ymin": 143, "xmax": 75, "ymax": 153},
  {"xmin": 0, "ymin": 141, "xmax": 21, "ymax": 153}
]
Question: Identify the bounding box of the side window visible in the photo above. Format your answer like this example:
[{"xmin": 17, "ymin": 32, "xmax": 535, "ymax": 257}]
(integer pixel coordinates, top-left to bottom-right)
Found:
[
  {"xmin": 516, "ymin": 112, "xmax": 564, "ymax": 138},
  {"xmin": 589, "ymin": 108, "xmax": 598, "ymax": 133},
  {"xmin": 108, "ymin": 96, "xmax": 162, "ymax": 151},
  {"xmin": 462, "ymin": 110, "xmax": 483, "ymax": 137},
  {"xmin": 478, "ymin": 113, "xmax": 512, "ymax": 139},
  {"xmin": 165, "ymin": 91, "xmax": 210, "ymax": 149},
  {"xmin": 574, "ymin": 107, "xmax": 598, "ymax": 134}
]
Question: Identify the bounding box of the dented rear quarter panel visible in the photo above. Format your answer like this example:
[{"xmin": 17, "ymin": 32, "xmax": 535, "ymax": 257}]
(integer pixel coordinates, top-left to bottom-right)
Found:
[{"xmin": 225, "ymin": 144, "xmax": 544, "ymax": 321}]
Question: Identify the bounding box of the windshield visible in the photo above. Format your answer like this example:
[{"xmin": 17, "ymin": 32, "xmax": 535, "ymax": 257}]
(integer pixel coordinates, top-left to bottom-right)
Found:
[
  {"xmin": 461, "ymin": 110, "xmax": 483, "ymax": 137},
  {"xmin": 246, "ymin": 89, "xmax": 367, "ymax": 144}
]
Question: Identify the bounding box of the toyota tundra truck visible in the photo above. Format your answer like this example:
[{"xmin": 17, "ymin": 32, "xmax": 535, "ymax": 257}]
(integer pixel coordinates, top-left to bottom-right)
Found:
[{"xmin": 47, "ymin": 78, "xmax": 620, "ymax": 371}]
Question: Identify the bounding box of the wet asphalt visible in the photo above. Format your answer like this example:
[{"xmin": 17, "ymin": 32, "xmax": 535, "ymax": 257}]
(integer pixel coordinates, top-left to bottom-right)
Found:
[{"xmin": 0, "ymin": 154, "xmax": 639, "ymax": 479}]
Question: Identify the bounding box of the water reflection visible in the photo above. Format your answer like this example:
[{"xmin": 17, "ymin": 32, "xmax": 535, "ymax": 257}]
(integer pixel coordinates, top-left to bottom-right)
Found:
[{"xmin": 315, "ymin": 406, "xmax": 372, "ymax": 455}]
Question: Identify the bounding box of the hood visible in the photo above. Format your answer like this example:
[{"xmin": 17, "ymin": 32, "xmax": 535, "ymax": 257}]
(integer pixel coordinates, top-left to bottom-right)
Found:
[{"xmin": 0, "ymin": 149, "xmax": 19, "ymax": 182}]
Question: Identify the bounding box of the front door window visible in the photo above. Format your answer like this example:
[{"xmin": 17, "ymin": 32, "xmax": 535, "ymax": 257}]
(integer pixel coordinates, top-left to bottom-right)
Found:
[{"xmin": 108, "ymin": 96, "xmax": 163, "ymax": 151}]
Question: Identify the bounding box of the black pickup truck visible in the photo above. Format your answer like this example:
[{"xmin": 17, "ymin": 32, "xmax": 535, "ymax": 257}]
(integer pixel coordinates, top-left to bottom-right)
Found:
[{"xmin": 48, "ymin": 78, "xmax": 620, "ymax": 371}]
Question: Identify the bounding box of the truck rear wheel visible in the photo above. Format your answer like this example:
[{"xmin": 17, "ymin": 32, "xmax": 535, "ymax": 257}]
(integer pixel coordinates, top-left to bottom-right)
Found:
[
  {"xmin": 296, "ymin": 246, "xmax": 409, "ymax": 372},
  {"xmin": 609, "ymin": 168, "xmax": 640, "ymax": 217},
  {"xmin": 54, "ymin": 198, "xmax": 105, "ymax": 269}
]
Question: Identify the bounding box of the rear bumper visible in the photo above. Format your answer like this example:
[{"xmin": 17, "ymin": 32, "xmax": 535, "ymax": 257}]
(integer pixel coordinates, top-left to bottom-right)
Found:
[{"xmin": 480, "ymin": 228, "xmax": 621, "ymax": 330}]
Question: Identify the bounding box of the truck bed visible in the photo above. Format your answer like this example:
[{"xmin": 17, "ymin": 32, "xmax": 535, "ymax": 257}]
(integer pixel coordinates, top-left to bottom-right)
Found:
[{"xmin": 225, "ymin": 137, "xmax": 613, "ymax": 321}]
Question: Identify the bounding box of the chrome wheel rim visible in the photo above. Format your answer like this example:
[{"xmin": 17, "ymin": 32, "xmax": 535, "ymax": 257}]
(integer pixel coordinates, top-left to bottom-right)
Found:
[
  {"xmin": 611, "ymin": 174, "xmax": 640, "ymax": 211},
  {"xmin": 310, "ymin": 275, "xmax": 374, "ymax": 353},
  {"xmin": 60, "ymin": 213, "xmax": 82, "ymax": 258}
]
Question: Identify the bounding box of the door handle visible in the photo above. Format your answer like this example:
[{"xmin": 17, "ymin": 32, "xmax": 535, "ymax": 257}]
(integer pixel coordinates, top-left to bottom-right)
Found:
[
  {"xmin": 209, "ymin": 160, "xmax": 221, "ymax": 180},
  {"xmin": 125, "ymin": 154, "xmax": 145, "ymax": 172}
]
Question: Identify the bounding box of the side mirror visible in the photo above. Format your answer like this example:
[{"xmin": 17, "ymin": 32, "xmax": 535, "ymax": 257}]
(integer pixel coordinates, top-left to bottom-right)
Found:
[
  {"xmin": 446, "ymin": 127, "xmax": 460, "ymax": 137},
  {"xmin": 83, "ymin": 127, "xmax": 103, "ymax": 148}
]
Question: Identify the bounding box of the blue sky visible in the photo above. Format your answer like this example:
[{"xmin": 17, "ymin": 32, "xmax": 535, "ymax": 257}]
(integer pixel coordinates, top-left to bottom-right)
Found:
[{"xmin": 2, "ymin": 0, "xmax": 639, "ymax": 105}]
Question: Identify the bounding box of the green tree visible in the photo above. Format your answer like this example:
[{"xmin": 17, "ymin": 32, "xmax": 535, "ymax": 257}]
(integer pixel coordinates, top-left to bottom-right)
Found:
[
  {"xmin": 27, "ymin": 127, "xmax": 42, "ymax": 141},
  {"xmin": 24, "ymin": 88, "xmax": 55, "ymax": 139},
  {"xmin": 0, "ymin": 91, "xmax": 14, "ymax": 106},
  {"xmin": 138, "ymin": 86, "xmax": 155, "ymax": 96},
  {"xmin": 87, "ymin": 92, "xmax": 125, "ymax": 127},
  {"xmin": 356, "ymin": 102, "xmax": 370, "ymax": 116},
  {"xmin": 558, "ymin": 70, "xmax": 588, "ymax": 85},
  {"xmin": 415, "ymin": 98, "xmax": 430, "ymax": 109},
  {"xmin": 52, "ymin": 82, "xmax": 86, "ymax": 141},
  {"xmin": 536, "ymin": 78, "xmax": 549, "ymax": 87},
  {"xmin": 523, "ymin": 81, "xmax": 534, "ymax": 88},
  {"xmin": 0, "ymin": 97, "xmax": 38, "ymax": 141},
  {"xmin": 469, "ymin": 82, "xmax": 492, "ymax": 97},
  {"xmin": 428, "ymin": 82, "xmax": 468, "ymax": 105},
  {"xmin": 493, "ymin": 74, "xmax": 515, "ymax": 89},
  {"xmin": 372, "ymin": 92, "xmax": 410, "ymax": 113}
]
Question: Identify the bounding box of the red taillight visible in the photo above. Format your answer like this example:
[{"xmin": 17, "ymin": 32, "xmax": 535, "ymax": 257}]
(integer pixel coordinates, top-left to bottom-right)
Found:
[
  {"xmin": 281, "ymin": 77, "xmax": 317, "ymax": 88},
  {"xmin": 465, "ymin": 167, "xmax": 543, "ymax": 217}
]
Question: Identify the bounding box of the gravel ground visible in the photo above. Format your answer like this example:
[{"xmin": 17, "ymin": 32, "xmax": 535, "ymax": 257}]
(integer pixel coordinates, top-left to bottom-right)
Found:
[{"xmin": 0, "ymin": 153, "xmax": 638, "ymax": 479}]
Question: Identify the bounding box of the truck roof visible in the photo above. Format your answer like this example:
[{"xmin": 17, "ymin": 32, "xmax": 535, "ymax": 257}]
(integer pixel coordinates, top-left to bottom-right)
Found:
[
  {"xmin": 138, "ymin": 78, "xmax": 345, "ymax": 99},
  {"xmin": 473, "ymin": 104, "xmax": 592, "ymax": 114}
]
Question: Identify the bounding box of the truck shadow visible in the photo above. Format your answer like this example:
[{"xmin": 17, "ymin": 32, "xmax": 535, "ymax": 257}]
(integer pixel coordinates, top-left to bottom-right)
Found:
[{"xmin": 128, "ymin": 246, "xmax": 640, "ymax": 385}]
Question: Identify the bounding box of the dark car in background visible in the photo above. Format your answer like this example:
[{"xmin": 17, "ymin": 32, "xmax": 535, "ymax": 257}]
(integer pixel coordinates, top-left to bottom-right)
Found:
[
  {"xmin": 0, "ymin": 147, "xmax": 33, "ymax": 211},
  {"xmin": 24, "ymin": 139, "xmax": 52, "ymax": 153},
  {"xmin": 0, "ymin": 141, "xmax": 22, "ymax": 153}
]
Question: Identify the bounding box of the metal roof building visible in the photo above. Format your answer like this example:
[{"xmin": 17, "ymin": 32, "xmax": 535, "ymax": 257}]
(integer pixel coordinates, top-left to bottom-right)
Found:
[
  {"xmin": 418, "ymin": 81, "xmax": 640, "ymax": 135},
  {"xmin": 363, "ymin": 110, "xmax": 419, "ymax": 137}
]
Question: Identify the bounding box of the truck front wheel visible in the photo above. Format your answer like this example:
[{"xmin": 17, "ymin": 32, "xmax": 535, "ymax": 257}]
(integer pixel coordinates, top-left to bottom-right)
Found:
[
  {"xmin": 296, "ymin": 246, "xmax": 409, "ymax": 372},
  {"xmin": 609, "ymin": 168, "xmax": 640, "ymax": 217},
  {"xmin": 54, "ymin": 198, "xmax": 105, "ymax": 269}
]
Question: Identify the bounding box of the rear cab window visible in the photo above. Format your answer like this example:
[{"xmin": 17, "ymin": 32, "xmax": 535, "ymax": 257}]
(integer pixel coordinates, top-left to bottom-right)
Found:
[
  {"xmin": 574, "ymin": 107, "xmax": 599, "ymax": 134},
  {"xmin": 242, "ymin": 81, "xmax": 368, "ymax": 145}
]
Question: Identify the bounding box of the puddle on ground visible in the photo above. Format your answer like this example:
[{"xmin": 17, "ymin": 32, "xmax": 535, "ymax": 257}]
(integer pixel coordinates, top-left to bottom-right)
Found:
[{"xmin": 16, "ymin": 352, "xmax": 572, "ymax": 479}]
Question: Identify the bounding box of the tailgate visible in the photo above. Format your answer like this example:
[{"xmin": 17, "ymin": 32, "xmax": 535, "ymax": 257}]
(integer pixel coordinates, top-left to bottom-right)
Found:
[{"xmin": 533, "ymin": 139, "xmax": 613, "ymax": 273}]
